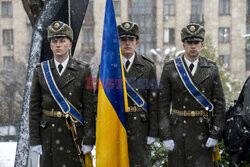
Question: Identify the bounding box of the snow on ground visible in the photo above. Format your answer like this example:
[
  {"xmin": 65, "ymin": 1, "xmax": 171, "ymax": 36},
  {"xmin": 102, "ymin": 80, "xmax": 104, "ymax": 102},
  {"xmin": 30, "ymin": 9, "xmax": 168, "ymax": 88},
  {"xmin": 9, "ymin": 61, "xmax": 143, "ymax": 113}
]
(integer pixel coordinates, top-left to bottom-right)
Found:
[
  {"xmin": 0, "ymin": 142, "xmax": 97, "ymax": 167},
  {"xmin": 0, "ymin": 142, "xmax": 17, "ymax": 167}
]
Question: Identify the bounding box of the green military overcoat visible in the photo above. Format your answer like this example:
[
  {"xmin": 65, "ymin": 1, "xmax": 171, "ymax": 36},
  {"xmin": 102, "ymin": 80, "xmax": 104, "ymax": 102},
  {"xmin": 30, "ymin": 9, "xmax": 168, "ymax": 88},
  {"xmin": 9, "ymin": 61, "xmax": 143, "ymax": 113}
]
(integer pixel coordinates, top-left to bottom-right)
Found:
[
  {"xmin": 29, "ymin": 57, "xmax": 95, "ymax": 167},
  {"xmin": 158, "ymin": 54, "xmax": 225, "ymax": 167},
  {"xmin": 125, "ymin": 53, "xmax": 158, "ymax": 167}
]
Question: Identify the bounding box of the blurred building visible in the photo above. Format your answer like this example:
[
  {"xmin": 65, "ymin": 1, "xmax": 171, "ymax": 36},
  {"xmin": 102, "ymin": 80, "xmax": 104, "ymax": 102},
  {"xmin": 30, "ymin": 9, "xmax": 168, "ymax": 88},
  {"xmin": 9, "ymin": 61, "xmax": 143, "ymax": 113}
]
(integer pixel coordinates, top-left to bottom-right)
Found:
[
  {"xmin": 0, "ymin": 0, "xmax": 31, "ymax": 70},
  {"xmin": 0, "ymin": 0, "xmax": 249, "ymax": 80}
]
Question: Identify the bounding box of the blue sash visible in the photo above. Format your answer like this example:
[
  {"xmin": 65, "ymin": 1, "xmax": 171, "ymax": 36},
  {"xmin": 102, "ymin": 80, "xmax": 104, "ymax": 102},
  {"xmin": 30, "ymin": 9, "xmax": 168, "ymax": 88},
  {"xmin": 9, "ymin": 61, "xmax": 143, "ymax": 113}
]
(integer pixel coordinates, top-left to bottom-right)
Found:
[
  {"xmin": 41, "ymin": 60, "xmax": 84, "ymax": 124},
  {"xmin": 174, "ymin": 57, "xmax": 214, "ymax": 111},
  {"xmin": 126, "ymin": 80, "xmax": 148, "ymax": 112}
]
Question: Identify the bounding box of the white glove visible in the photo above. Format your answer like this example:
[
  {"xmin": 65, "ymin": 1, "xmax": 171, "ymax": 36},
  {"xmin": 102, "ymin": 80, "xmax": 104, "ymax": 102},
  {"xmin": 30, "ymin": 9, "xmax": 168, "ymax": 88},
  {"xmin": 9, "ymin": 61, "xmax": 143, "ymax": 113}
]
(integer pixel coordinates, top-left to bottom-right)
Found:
[
  {"xmin": 163, "ymin": 139, "xmax": 175, "ymax": 151},
  {"xmin": 31, "ymin": 145, "xmax": 42, "ymax": 155},
  {"xmin": 205, "ymin": 138, "xmax": 218, "ymax": 148},
  {"xmin": 82, "ymin": 145, "xmax": 93, "ymax": 155},
  {"xmin": 147, "ymin": 136, "xmax": 157, "ymax": 145}
]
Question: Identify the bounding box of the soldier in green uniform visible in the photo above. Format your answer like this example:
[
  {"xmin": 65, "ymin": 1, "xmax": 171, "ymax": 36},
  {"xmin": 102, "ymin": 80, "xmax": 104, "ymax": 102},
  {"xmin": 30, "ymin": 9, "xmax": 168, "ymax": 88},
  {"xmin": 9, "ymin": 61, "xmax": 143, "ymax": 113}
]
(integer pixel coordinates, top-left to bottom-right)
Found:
[
  {"xmin": 158, "ymin": 23, "xmax": 226, "ymax": 167},
  {"xmin": 116, "ymin": 21, "xmax": 158, "ymax": 166},
  {"xmin": 29, "ymin": 21, "xmax": 95, "ymax": 167}
]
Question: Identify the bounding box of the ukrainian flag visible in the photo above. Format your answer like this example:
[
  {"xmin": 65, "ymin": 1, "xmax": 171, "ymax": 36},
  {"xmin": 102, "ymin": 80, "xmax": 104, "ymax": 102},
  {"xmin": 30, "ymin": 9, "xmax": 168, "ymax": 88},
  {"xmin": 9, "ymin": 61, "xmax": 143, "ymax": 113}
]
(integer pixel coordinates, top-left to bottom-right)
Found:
[{"xmin": 96, "ymin": 0, "xmax": 129, "ymax": 166}]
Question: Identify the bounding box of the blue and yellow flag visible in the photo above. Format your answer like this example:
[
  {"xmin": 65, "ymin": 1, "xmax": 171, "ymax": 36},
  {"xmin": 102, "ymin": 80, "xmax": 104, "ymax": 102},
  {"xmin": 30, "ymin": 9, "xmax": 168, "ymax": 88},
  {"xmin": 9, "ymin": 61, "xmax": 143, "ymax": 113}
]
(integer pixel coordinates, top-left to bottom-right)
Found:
[{"xmin": 96, "ymin": 0, "xmax": 129, "ymax": 166}]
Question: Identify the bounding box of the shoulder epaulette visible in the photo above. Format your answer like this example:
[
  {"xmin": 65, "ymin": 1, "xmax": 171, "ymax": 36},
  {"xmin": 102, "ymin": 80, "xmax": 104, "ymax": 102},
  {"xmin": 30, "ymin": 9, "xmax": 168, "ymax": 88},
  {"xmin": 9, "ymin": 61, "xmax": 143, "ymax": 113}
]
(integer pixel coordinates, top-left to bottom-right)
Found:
[
  {"xmin": 35, "ymin": 63, "xmax": 41, "ymax": 67},
  {"xmin": 200, "ymin": 56, "xmax": 216, "ymax": 66},
  {"xmin": 76, "ymin": 59, "xmax": 88, "ymax": 65},
  {"xmin": 165, "ymin": 59, "xmax": 174, "ymax": 65},
  {"xmin": 207, "ymin": 59, "xmax": 216, "ymax": 65},
  {"xmin": 141, "ymin": 55, "xmax": 154, "ymax": 64}
]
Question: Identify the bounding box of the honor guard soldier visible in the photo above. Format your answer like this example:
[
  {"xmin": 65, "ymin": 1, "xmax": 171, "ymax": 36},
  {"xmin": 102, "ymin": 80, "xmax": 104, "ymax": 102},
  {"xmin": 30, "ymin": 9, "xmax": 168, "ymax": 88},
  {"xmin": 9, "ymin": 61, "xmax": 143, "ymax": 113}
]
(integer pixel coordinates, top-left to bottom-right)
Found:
[
  {"xmin": 224, "ymin": 77, "xmax": 250, "ymax": 165},
  {"xmin": 117, "ymin": 21, "xmax": 158, "ymax": 166},
  {"xmin": 29, "ymin": 21, "xmax": 95, "ymax": 167},
  {"xmin": 158, "ymin": 23, "xmax": 226, "ymax": 167}
]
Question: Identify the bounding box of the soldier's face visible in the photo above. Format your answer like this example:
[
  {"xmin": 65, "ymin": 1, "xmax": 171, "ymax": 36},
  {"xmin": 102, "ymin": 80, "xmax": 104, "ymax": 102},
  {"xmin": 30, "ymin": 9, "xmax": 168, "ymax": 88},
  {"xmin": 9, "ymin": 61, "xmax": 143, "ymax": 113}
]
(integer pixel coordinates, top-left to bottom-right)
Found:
[
  {"xmin": 183, "ymin": 41, "xmax": 203, "ymax": 59},
  {"xmin": 119, "ymin": 37, "xmax": 139, "ymax": 59},
  {"xmin": 50, "ymin": 37, "xmax": 72, "ymax": 58}
]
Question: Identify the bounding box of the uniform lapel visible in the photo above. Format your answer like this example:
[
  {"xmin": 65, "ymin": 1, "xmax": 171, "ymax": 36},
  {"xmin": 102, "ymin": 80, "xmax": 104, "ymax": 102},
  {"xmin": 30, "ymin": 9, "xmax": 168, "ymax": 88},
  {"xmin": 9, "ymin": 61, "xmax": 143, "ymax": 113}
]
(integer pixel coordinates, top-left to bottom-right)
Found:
[
  {"xmin": 125, "ymin": 53, "xmax": 144, "ymax": 83},
  {"xmin": 192, "ymin": 57, "xmax": 210, "ymax": 86},
  {"xmin": 57, "ymin": 57, "xmax": 76, "ymax": 89}
]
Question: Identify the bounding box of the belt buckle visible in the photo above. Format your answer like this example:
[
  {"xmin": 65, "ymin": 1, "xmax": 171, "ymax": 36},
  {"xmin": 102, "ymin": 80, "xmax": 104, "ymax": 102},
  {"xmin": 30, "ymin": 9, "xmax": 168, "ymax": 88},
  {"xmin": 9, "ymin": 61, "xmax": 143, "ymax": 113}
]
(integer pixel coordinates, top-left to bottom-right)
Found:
[
  {"xmin": 190, "ymin": 111, "xmax": 196, "ymax": 117},
  {"xmin": 56, "ymin": 111, "xmax": 63, "ymax": 117}
]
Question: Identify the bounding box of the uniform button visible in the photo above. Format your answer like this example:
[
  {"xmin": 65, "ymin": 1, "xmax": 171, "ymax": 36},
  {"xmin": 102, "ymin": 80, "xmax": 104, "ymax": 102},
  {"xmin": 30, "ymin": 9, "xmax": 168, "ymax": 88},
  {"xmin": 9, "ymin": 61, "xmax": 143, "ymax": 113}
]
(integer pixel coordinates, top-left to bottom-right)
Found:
[
  {"xmin": 183, "ymin": 106, "xmax": 186, "ymax": 109},
  {"xmin": 133, "ymin": 116, "xmax": 137, "ymax": 120},
  {"xmin": 136, "ymin": 89, "xmax": 138, "ymax": 92},
  {"xmin": 200, "ymin": 119, "xmax": 203, "ymax": 123},
  {"xmin": 69, "ymin": 92, "xmax": 72, "ymax": 96},
  {"xmin": 184, "ymin": 120, "xmax": 187, "ymax": 124},
  {"xmin": 51, "ymin": 124, "xmax": 55, "ymax": 127},
  {"xmin": 202, "ymin": 90, "xmax": 205, "ymax": 93}
]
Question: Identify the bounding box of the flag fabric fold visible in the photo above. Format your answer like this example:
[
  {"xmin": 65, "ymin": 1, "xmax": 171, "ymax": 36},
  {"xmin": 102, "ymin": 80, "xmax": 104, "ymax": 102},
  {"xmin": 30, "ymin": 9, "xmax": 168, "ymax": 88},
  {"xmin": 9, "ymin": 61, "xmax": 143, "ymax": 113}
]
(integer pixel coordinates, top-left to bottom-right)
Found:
[{"xmin": 96, "ymin": 0, "xmax": 129, "ymax": 166}]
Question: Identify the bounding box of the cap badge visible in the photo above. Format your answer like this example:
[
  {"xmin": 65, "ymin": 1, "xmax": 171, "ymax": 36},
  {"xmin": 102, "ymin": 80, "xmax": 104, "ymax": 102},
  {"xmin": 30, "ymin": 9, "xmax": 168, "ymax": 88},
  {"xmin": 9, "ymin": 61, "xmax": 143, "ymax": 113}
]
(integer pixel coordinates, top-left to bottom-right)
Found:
[
  {"xmin": 189, "ymin": 25, "xmax": 196, "ymax": 32},
  {"xmin": 53, "ymin": 22, "xmax": 60, "ymax": 29},
  {"xmin": 124, "ymin": 22, "xmax": 130, "ymax": 29}
]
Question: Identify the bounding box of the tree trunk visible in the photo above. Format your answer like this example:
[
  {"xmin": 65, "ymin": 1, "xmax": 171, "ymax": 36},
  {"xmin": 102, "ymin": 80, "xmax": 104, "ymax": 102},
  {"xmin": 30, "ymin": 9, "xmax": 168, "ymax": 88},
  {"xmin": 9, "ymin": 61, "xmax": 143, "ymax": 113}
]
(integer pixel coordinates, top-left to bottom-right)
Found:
[{"xmin": 22, "ymin": 0, "xmax": 45, "ymax": 26}]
